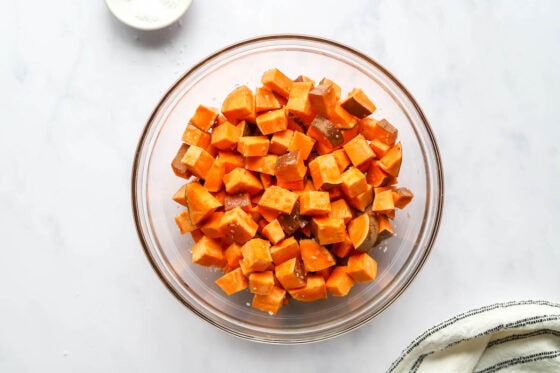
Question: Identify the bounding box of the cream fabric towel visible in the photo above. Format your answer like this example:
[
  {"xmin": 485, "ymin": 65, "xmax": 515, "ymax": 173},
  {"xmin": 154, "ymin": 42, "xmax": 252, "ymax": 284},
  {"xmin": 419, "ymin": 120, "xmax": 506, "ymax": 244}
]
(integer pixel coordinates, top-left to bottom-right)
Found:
[{"xmin": 388, "ymin": 300, "xmax": 560, "ymax": 372}]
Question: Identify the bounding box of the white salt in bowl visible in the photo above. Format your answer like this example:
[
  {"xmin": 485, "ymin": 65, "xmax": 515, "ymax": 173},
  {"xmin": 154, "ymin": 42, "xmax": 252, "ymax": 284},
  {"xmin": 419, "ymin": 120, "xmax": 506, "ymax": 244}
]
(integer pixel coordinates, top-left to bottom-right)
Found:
[{"xmin": 105, "ymin": 0, "xmax": 192, "ymax": 30}]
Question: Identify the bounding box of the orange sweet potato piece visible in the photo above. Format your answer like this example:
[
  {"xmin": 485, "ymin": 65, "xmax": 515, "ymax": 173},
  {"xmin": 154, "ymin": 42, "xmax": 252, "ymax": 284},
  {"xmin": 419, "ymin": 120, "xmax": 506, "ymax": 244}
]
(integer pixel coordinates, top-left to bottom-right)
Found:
[
  {"xmin": 285, "ymin": 81, "xmax": 314, "ymax": 124},
  {"xmin": 332, "ymin": 148, "xmax": 351, "ymax": 173},
  {"xmin": 203, "ymin": 159, "xmax": 225, "ymax": 192},
  {"xmin": 342, "ymin": 134, "xmax": 375, "ymax": 169},
  {"xmin": 331, "ymin": 233, "xmax": 354, "ymax": 258},
  {"xmin": 328, "ymin": 198, "xmax": 353, "ymax": 224},
  {"xmin": 361, "ymin": 118, "xmax": 398, "ymax": 146},
  {"xmin": 257, "ymin": 185, "xmax": 299, "ymax": 214},
  {"xmin": 245, "ymin": 154, "xmax": 278, "ymax": 176},
  {"xmin": 370, "ymin": 138, "xmax": 391, "ymax": 158},
  {"xmin": 217, "ymin": 151, "xmax": 244, "ymax": 173},
  {"xmin": 308, "ymin": 153, "xmax": 342, "ymax": 190},
  {"xmin": 346, "ymin": 184, "xmax": 373, "ymax": 211},
  {"xmin": 191, "ymin": 235, "xmax": 226, "ymax": 268},
  {"xmin": 211, "ymin": 122, "xmax": 241, "ymax": 150},
  {"xmin": 223, "ymin": 168, "xmax": 263, "ymax": 196},
  {"xmin": 241, "ymin": 238, "xmax": 273, "ymax": 272},
  {"xmin": 330, "ymin": 102, "xmax": 358, "ymax": 129},
  {"xmin": 392, "ymin": 187, "xmax": 414, "ymax": 209},
  {"xmin": 261, "ymin": 68, "xmax": 293, "ymax": 98},
  {"xmin": 255, "ymin": 108, "xmax": 288, "ymax": 135},
  {"xmin": 275, "ymin": 150, "xmax": 307, "ymax": 182},
  {"xmin": 276, "ymin": 177, "xmax": 306, "ymax": 191},
  {"xmin": 326, "ymin": 266, "xmax": 355, "ymax": 296},
  {"xmin": 307, "ymin": 115, "xmax": 344, "ymax": 149},
  {"xmin": 310, "ymin": 217, "xmax": 346, "ymax": 245},
  {"xmin": 219, "ymin": 207, "xmax": 258, "ymax": 244},
  {"xmin": 308, "ymin": 83, "xmax": 338, "ymax": 117},
  {"xmin": 171, "ymin": 144, "xmax": 193, "ymax": 179},
  {"xmin": 366, "ymin": 161, "xmax": 394, "ymax": 187},
  {"xmin": 287, "ymin": 131, "xmax": 316, "ymax": 160},
  {"xmin": 340, "ymin": 167, "xmax": 368, "ymax": 198},
  {"xmin": 372, "ymin": 189, "xmax": 395, "ymax": 214},
  {"xmin": 300, "ymin": 238, "xmax": 336, "ymax": 272},
  {"xmin": 237, "ymin": 136, "xmax": 270, "ymax": 157},
  {"xmin": 224, "ymin": 192, "xmax": 251, "ymax": 212},
  {"xmin": 376, "ymin": 213, "xmax": 394, "ymax": 243},
  {"xmin": 174, "ymin": 209, "xmax": 197, "ymax": 234},
  {"xmin": 221, "ymin": 85, "xmax": 255, "ymax": 122},
  {"xmin": 274, "ymin": 257, "xmax": 306, "ymax": 290},
  {"xmin": 270, "ymin": 236, "xmax": 300, "ymax": 265},
  {"xmin": 340, "ymin": 88, "xmax": 376, "ymax": 119},
  {"xmin": 261, "ymin": 219, "xmax": 286, "ymax": 245},
  {"xmin": 289, "ymin": 274, "xmax": 327, "ymax": 302},
  {"xmin": 347, "ymin": 252, "xmax": 378, "ymax": 282},
  {"xmin": 249, "ymin": 271, "xmax": 275, "ymax": 295},
  {"xmin": 252, "ymin": 286, "xmax": 286, "ymax": 315},
  {"xmin": 189, "ymin": 104, "xmax": 219, "ymax": 132},
  {"xmin": 190, "ymin": 229, "xmax": 204, "ymax": 243},
  {"xmin": 172, "ymin": 184, "xmax": 188, "ymax": 206},
  {"xmin": 299, "ymin": 190, "xmax": 331, "ymax": 216},
  {"xmin": 181, "ymin": 123, "xmax": 212, "ymax": 148},
  {"xmin": 255, "ymin": 86, "xmax": 282, "ymax": 113},
  {"xmin": 269, "ymin": 129, "xmax": 294, "ymax": 155},
  {"xmin": 199, "ymin": 211, "xmax": 225, "ymax": 239},
  {"xmin": 347, "ymin": 212, "xmax": 379, "ymax": 252},
  {"xmin": 378, "ymin": 142, "xmax": 402, "ymax": 177},
  {"xmin": 259, "ymin": 173, "xmax": 273, "ymax": 189},
  {"xmin": 185, "ymin": 182, "xmax": 222, "ymax": 225},
  {"xmin": 180, "ymin": 145, "xmax": 215, "ymax": 179},
  {"xmin": 224, "ymin": 242, "xmax": 243, "ymax": 271},
  {"xmin": 215, "ymin": 267, "xmax": 248, "ymax": 295},
  {"xmin": 319, "ymin": 77, "xmax": 341, "ymax": 99}
]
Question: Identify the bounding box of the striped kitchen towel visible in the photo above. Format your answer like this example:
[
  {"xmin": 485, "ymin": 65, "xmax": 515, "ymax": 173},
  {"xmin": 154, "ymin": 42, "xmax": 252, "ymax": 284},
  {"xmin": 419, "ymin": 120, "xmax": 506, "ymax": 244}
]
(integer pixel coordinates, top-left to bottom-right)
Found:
[{"xmin": 388, "ymin": 300, "xmax": 560, "ymax": 372}]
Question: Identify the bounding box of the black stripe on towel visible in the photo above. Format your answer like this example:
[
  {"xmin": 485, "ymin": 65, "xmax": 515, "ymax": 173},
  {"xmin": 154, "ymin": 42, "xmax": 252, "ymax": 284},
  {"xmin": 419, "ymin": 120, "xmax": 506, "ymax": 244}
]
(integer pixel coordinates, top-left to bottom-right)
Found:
[
  {"xmin": 474, "ymin": 350, "xmax": 560, "ymax": 373},
  {"xmin": 486, "ymin": 328, "xmax": 560, "ymax": 349}
]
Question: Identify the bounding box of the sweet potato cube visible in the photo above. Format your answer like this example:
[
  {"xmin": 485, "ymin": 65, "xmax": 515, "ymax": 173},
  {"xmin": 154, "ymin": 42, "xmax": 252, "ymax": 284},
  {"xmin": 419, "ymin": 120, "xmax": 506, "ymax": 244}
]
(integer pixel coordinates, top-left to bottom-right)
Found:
[
  {"xmin": 370, "ymin": 138, "xmax": 391, "ymax": 158},
  {"xmin": 245, "ymin": 154, "xmax": 278, "ymax": 176},
  {"xmin": 330, "ymin": 102, "xmax": 358, "ymax": 129},
  {"xmin": 308, "ymin": 153, "xmax": 342, "ymax": 190},
  {"xmin": 191, "ymin": 236, "xmax": 226, "ymax": 268},
  {"xmin": 172, "ymin": 184, "xmax": 188, "ymax": 206},
  {"xmin": 366, "ymin": 161, "xmax": 394, "ymax": 187},
  {"xmin": 255, "ymin": 108, "xmax": 288, "ymax": 135},
  {"xmin": 275, "ymin": 150, "xmax": 307, "ymax": 182},
  {"xmin": 241, "ymin": 238, "xmax": 273, "ymax": 272},
  {"xmin": 319, "ymin": 77, "xmax": 341, "ymax": 99},
  {"xmin": 217, "ymin": 151, "xmax": 244, "ymax": 173},
  {"xmin": 326, "ymin": 266, "xmax": 355, "ymax": 296},
  {"xmin": 261, "ymin": 68, "xmax": 293, "ymax": 98},
  {"xmin": 377, "ymin": 214, "xmax": 394, "ymax": 243},
  {"xmin": 190, "ymin": 229, "xmax": 204, "ymax": 243},
  {"xmin": 224, "ymin": 242, "xmax": 243, "ymax": 270},
  {"xmin": 270, "ymin": 236, "xmax": 300, "ymax": 265},
  {"xmin": 181, "ymin": 123, "xmax": 212, "ymax": 148},
  {"xmin": 223, "ymin": 168, "xmax": 263, "ymax": 196},
  {"xmin": 258, "ymin": 185, "xmax": 299, "ymax": 214},
  {"xmin": 285, "ymin": 81, "xmax": 314, "ymax": 124},
  {"xmin": 180, "ymin": 145, "xmax": 215, "ymax": 179},
  {"xmin": 220, "ymin": 207, "xmax": 258, "ymax": 244},
  {"xmin": 328, "ymin": 199, "xmax": 353, "ymax": 224},
  {"xmin": 203, "ymin": 159, "xmax": 226, "ymax": 192},
  {"xmin": 276, "ymin": 177, "xmax": 305, "ymax": 191},
  {"xmin": 361, "ymin": 118, "xmax": 398, "ymax": 146},
  {"xmin": 372, "ymin": 189, "xmax": 395, "ymax": 213},
  {"xmin": 287, "ymin": 131, "xmax": 316, "ymax": 160},
  {"xmin": 269, "ymin": 129, "xmax": 294, "ymax": 155},
  {"xmin": 346, "ymin": 184, "xmax": 373, "ymax": 211},
  {"xmin": 347, "ymin": 252, "xmax": 378, "ymax": 282},
  {"xmin": 261, "ymin": 219, "xmax": 286, "ymax": 245},
  {"xmin": 310, "ymin": 217, "xmax": 346, "ymax": 245},
  {"xmin": 340, "ymin": 88, "xmax": 376, "ymax": 119},
  {"xmin": 289, "ymin": 274, "xmax": 327, "ymax": 302},
  {"xmin": 379, "ymin": 142, "xmax": 402, "ymax": 177},
  {"xmin": 343, "ymin": 134, "xmax": 375, "ymax": 168},
  {"xmin": 199, "ymin": 211, "xmax": 225, "ymax": 239},
  {"xmin": 308, "ymin": 83, "xmax": 338, "ymax": 117},
  {"xmin": 237, "ymin": 136, "xmax": 270, "ymax": 157},
  {"xmin": 331, "ymin": 233, "xmax": 354, "ymax": 258},
  {"xmin": 211, "ymin": 122, "xmax": 241, "ymax": 150},
  {"xmin": 224, "ymin": 192, "xmax": 251, "ymax": 212},
  {"xmin": 392, "ymin": 187, "xmax": 414, "ymax": 209},
  {"xmin": 332, "ymin": 148, "xmax": 351, "ymax": 173},
  {"xmin": 255, "ymin": 86, "xmax": 282, "ymax": 113},
  {"xmin": 189, "ymin": 104, "xmax": 219, "ymax": 132},
  {"xmin": 340, "ymin": 167, "xmax": 368, "ymax": 198},
  {"xmin": 252, "ymin": 286, "xmax": 286, "ymax": 315},
  {"xmin": 274, "ymin": 257, "xmax": 306, "ymax": 290},
  {"xmin": 300, "ymin": 238, "xmax": 336, "ymax": 272},
  {"xmin": 174, "ymin": 209, "xmax": 197, "ymax": 234},
  {"xmin": 215, "ymin": 267, "xmax": 248, "ymax": 295},
  {"xmin": 299, "ymin": 190, "xmax": 331, "ymax": 216},
  {"xmin": 221, "ymin": 85, "xmax": 255, "ymax": 122},
  {"xmin": 307, "ymin": 115, "xmax": 343, "ymax": 149},
  {"xmin": 171, "ymin": 144, "xmax": 192, "ymax": 179},
  {"xmin": 185, "ymin": 182, "xmax": 222, "ymax": 225},
  {"xmin": 249, "ymin": 270, "xmax": 275, "ymax": 295},
  {"xmin": 256, "ymin": 205, "xmax": 282, "ymax": 223}
]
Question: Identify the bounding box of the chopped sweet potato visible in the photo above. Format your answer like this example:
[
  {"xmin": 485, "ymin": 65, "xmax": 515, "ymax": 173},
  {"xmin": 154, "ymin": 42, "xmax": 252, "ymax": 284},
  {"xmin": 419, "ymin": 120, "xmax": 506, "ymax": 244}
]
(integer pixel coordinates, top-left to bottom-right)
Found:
[
  {"xmin": 182, "ymin": 123, "xmax": 212, "ymax": 148},
  {"xmin": 223, "ymin": 168, "xmax": 263, "ymax": 196},
  {"xmin": 299, "ymin": 190, "xmax": 331, "ymax": 216},
  {"xmin": 211, "ymin": 122, "xmax": 241, "ymax": 150},
  {"xmin": 180, "ymin": 145, "xmax": 215, "ymax": 179},
  {"xmin": 275, "ymin": 150, "xmax": 307, "ymax": 182},
  {"xmin": 249, "ymin": 270, "xmax": 275, "ymax": 295},
  {"xmin": 255, "ymin": 86, "xmax": 282, "ymax": 113},
  {"xmin": 217, "ymin": 150, "xmax": 244, "ymax": 173},
  {"xmin": 307, "ymin": 115, "xmax": 344, "ymax": 149},
  {"xmin": 174, "ymin": 209, "xmax": 197, "ymax": 234},
  {"xmin": 261, "ymin": 219, "xmax": 286, "ymax": 245},
  {"xmin": 199, "ymin": 211, "xmax": 225, "ymax": 239},
  {"xmin": 224, "ymin": 192, "xmax": 251, "ymax": 212},
  {"xmin": 346, "ymin": 184, "xmax": 374, "ymax": 211},
  {"xmin": 342, "ymin": 134, "xmax": 375, "ymax": 169},
  {"xmin": 376, "ymin": 214, "xmax": 394, "ymax": 243},
  {"xmin": 287, "ymin": 131, "xmax": 316, "ymax": 161},
  {"xmin": 372, "ymin": 189, "xmax": 395, "ymax": 214},
  {"xmin": 274, "ymin": 257, "xmax": 306, "ymax": 290},
  {"xmin": 185, "ymin": 182, "xmax": 222, "ymax": 225},
  {"xmin": 289, "ymin": 274, "xmax": 327, "ymax": 302},
  {"xmin": 378, "ymin": 142, "xmax": 402, "ymax": 177},
  {"xmin": 308, "ymin": 83, "xmax": 338, "ymax": 117},
  {"xmin": 191, "ymin": 235, "xmax": 226, "ymax": 268},
  {"xmin": 221, "ymin": 85, "xmax": 255, "ymax": 122},
  {"xmin": 245, "ymin": 154, "xmax": 278, "ymax": 176},
  {"xmin": 255, "ymin": 108, "xmax": 288, "ymax": 135},
  {"xmin": 171, "ymin": 144, "xmax": 192, "ymax": 179},
  {"xmin": 331, "ymin": 233, "xmax": 354, "ymax": 258},
  {"xmin": 310, "ymin": 217, "xmax": 346, "ymax": 245},
  {"xmin": 252, "ymin": 286, "xmax": 286, "ymax": 315},
  {"xmin": 328, "ymin": 198, "xmax": 353, "ymax": 224},
  {"xmin": 347, "ymin": 212, "xmax": 379, "ymax": 252},
  {"xmin": 340, "ymin": 88, "xmax": 376, "ymax": 119},
  {"xmin": 172, "ymin": 184, "xmax": 188, "ymax": 206},
  {"xmin": 203, "ymin": 159, "xmax": 225, "ymax": 192},
  {"xmin": 270, "ymin": 236, "xmax": 300, "ymax": 265},
  {"xmin": 300, "ymin": 239, "xmax": 336, "ymax": 272},
  {"xmin": 215, "ymin": 267, "xmax": 248, "ymax": 295},
  {"xmin": 237, "ymin": 136, "xmax": 270, "ymax": 157},
  {"xmin": 340, "ymin": 167, "xmax": 368, "ymax": 198},
  {"xmin": 223, "ymin": 242, "xmax": 243, "ymax": 271},
  {"xmin": 189, "ymin": 104, "xmax": 219, "ymax": 132},
  {"xmin": 330, "ymin": 102, "xmax": 358, "ymax": 129},
  {"xmin": 241, "ymin": 238, "xmax": 273, "ymax": 272},
  {"xmin": 258, "ymin": 185, "xmax": 299, "ymax": 214},
  {"xmin": 347, "ymin": 252, "xmax": 378, "ymax": 282},
  {"xmin": 392, "ymin": 187, "xmax": 414, "ymax": 209},
  {"xmin": 261, "ymin": 68, "xmax": 293, "ymax": 98},
  {"xmin": 308, "ymin": 153, "xmax": 342, "ymax": 190},
  {"xmin": 269, "ymin": 129, "xmax": 294, "ymax": 155},
  {"xmin": 332, "ymin": 148, "xmax": 351, "ymax": 173},
  {"xmin": 285, "ymin": 81, "xmax": 314, "ymax": 124},
  {"xmin": 326, "ymin": 266, "xmax": 355, "ymax": 296},
  {"xmin": 219, "ymin": 207, "xmax": 258, "ymax": 244}
]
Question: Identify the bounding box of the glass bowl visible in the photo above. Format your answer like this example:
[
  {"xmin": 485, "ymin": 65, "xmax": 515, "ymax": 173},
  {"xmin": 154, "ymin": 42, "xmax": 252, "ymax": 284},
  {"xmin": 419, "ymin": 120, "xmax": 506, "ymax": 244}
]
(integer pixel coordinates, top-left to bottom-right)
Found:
[{"xmin": 131, "ymin": 35, "xmax": 444, "ymax": 343}]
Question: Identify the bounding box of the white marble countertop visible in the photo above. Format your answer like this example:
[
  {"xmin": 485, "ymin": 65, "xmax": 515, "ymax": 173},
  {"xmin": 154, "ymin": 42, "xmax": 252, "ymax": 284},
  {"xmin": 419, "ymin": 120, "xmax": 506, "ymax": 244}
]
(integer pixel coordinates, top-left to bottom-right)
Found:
[{"xmin": 1, "ymin": 1, "xmax": 559, "ymax": 372}]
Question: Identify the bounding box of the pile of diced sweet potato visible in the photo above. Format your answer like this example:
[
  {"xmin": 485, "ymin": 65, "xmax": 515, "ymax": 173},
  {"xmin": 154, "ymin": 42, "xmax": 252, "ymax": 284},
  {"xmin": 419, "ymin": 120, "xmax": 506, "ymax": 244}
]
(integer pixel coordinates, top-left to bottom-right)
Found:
[{"xmin": 171, "ymin": 68, "xmax": 413, "ymax": 315}]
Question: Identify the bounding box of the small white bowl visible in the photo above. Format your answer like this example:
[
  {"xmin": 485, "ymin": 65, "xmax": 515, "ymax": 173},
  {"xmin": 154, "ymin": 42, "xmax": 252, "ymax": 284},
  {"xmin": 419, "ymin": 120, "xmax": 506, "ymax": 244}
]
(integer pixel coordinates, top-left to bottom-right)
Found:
[{"xmin": 105, "ymin": 0, "xmax": 192, "ymax": 31}]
